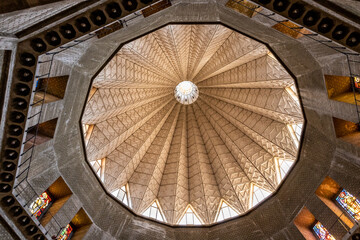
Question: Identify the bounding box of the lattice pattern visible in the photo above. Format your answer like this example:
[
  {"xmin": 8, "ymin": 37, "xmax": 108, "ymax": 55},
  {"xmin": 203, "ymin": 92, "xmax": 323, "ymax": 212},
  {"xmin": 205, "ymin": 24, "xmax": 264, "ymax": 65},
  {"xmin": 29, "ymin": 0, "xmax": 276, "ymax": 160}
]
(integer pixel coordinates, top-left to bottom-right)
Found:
[
  {"xmin": 105, "ymin": 101, "xmax": 177, "ymax": 190},
  {"xmin": 198, "ymin": 54, "xmax": 293, "ymax": 88},
  {"xmin": 196, "ymin": 99, "xmax": 278, "ymax": 192},
  {"xmin": 94, "ymin": 56, "xmax": 172, "ymax": 88},
  {"xmin": 194, "ymin": 32, "xmax": 267, "ymax": 82},
  {"xmin": 128, "ymin": 104, "xmax": 181, "ymax": 213},
  {"xmin": 200, "ymin": 95, "xmax": 297, "ymax": 159},
  {"xmin": 82, "ymin": 24, "xmax": 303, "ymax": 224},
  {"xmin": 201, "ymin": 87, "xmax": 302, "ymax": 124},
  {"xmin": 120, "ymin": 34, "xmax": 179, "ymax": 82},
  {"xmin": 157, "ymin": 106, "xmax": 189, "ymax": 224},
  {"xmin": 187, "ymin": 105, "xmax": 221, "ymax": 224},
  {"xmin": 83, "ymin": 88, "xmax": 172, "ymax": 123}
]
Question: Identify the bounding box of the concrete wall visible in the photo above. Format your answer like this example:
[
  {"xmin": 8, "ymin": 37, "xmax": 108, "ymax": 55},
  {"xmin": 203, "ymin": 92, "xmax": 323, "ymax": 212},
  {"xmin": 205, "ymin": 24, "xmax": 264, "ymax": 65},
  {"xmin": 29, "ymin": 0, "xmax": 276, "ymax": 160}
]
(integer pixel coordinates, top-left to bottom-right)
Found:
[{"xmin": 9, "ymin": 1, "xmax": 360, "ymax": 239}]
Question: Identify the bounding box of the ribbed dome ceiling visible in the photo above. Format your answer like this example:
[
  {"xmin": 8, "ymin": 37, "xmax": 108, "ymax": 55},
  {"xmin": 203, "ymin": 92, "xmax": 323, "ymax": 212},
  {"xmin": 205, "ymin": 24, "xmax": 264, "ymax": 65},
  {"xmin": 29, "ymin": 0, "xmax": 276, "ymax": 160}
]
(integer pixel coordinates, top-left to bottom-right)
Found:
[{"xmin": 82, "ymin": 24, "xmax": 303, "ymax": 225}]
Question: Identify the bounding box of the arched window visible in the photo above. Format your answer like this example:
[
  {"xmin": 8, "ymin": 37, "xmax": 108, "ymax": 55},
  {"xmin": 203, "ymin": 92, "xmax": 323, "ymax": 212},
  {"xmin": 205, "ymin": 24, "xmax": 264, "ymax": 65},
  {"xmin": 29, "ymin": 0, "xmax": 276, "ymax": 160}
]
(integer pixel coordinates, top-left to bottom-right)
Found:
[
  {"xmin": 142, "ymin": 200, "xmax": 166, "ymax": 222},
  {"xmin": 215, "ymin": 200, "xmax": 239, "ymax": 222},
  {"xmin": 111, "ymin": 185, "xmax": 131, "ymax": 208},
  {"xmin": 251, "ymin": 184, "xmax": 271, "ymax": 207},
  {"xmin": 178, "ymin": 205, "xmax": 203, "ymax": 225}
]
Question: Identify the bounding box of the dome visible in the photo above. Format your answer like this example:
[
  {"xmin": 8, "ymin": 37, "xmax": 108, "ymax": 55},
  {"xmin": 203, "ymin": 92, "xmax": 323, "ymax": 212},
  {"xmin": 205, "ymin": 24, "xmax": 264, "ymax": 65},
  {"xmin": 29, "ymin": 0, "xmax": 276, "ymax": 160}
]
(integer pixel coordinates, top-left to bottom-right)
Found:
[{"xmin": 82, "ymin": 24, "xmax": 303, "ymax": 225}]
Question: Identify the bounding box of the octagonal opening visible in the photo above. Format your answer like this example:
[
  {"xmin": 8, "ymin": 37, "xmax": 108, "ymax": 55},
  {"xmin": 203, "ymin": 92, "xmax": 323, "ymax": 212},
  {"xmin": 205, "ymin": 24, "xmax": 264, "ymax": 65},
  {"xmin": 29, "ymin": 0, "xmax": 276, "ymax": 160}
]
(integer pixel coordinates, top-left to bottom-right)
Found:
[{"xmin": 81, "ymin": 24, "xmax": 304, "ymax": 226}]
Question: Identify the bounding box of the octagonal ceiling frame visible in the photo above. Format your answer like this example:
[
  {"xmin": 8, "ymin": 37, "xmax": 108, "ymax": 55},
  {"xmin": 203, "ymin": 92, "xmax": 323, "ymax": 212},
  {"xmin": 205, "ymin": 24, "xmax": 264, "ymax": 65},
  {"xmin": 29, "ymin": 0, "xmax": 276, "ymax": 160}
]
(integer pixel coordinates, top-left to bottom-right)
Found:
[{"xmin": 78, "ymin": 16, "xmax": 307, "ymax": 229}]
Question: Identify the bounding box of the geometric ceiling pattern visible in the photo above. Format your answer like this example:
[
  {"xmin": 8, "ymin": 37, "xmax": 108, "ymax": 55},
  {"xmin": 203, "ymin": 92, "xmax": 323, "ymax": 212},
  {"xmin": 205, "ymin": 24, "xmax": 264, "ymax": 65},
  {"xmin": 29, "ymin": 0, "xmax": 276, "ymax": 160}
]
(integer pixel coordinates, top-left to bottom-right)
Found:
[{"xmin": 81, "ymin": 24, "xmax": 303, "ymax": 225}]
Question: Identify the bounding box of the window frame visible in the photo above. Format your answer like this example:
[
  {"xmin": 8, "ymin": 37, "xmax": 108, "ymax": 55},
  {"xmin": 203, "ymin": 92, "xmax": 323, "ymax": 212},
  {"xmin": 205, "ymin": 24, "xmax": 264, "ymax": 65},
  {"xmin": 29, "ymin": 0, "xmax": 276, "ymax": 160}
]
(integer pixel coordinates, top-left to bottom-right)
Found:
[
  {"xmin": 214, "ymin": 199, "xmax": 240, "ymax": 223},
  {"xmin": 177, "ymin": 205, "xmax": 204, "ymax": 226},
  {"xmin": 141, "ymin": 199, "xmax": 166, "ymax": 223}
]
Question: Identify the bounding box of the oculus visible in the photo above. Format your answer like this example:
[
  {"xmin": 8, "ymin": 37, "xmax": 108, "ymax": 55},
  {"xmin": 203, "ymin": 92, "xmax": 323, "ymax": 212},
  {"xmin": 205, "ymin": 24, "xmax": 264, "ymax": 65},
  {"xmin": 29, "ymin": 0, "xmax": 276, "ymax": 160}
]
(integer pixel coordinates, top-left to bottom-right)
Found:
[{"xmin": 174, "ymin": 81, "xmax": 199, "ymax": 105}]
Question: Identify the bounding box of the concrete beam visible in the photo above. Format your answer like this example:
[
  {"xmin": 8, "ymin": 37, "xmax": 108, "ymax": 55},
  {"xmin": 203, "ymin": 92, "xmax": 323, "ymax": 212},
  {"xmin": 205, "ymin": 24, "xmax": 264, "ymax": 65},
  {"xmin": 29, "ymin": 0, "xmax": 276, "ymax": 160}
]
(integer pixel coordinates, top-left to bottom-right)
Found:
[{"xmin": 0, "ymin": 0, "xmax": 65, "ymax": 14}]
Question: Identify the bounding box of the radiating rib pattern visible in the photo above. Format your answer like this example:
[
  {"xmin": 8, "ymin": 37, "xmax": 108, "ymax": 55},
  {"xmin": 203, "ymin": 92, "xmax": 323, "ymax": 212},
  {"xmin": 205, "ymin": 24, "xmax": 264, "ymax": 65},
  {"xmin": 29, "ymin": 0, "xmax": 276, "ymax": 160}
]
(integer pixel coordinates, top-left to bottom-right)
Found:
[{"xmin": 82, "ymin": 24, "xmax": 303, "ymax": 225}]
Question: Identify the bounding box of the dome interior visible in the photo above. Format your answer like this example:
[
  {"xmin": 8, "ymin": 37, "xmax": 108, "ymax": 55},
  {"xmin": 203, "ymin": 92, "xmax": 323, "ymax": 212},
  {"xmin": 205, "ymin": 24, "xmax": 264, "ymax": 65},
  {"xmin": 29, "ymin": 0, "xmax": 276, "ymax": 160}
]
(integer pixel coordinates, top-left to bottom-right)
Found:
[{"xmin": 82, "ymin": 24, "xmax": 304, "ymax": 225}]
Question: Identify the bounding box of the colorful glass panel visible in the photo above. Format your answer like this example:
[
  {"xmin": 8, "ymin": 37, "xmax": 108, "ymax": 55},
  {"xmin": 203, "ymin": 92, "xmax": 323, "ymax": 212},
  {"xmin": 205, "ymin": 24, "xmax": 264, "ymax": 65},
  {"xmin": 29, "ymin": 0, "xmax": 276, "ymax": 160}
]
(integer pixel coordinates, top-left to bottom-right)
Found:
[
  {"xmin": 29, "ymin": 191, "xmax": 52, "ymax": 219},
  {"xmin": 336, "ymin": 189, "xmax": 360, "ymax": 221},
  {"xmin": 58, "ymin": 224, "xmax": 73, "ymax": 240},
  {"xmin": 313, "ymin": 221, "xmax": 336, "ymax": 240},
  {"xmin": 353, "ymin": 77, "xmax": 360, "ymax": 92}
]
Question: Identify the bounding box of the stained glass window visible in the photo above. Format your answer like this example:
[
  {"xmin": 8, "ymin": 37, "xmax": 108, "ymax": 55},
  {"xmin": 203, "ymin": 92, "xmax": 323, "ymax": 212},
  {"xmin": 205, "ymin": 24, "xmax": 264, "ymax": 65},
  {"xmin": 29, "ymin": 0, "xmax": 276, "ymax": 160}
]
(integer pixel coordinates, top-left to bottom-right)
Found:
[
  {"xmin": 29, "ymin": 191, "xmax": 52, "ymax": 219},
  {"xmin": 111, "ymin": 185, "xmax": 131, "ymax": 208},
  {"xmin": 313, "ymin": 221, "xmax": 336, "ymax": 240},
  {"xmin": 57, "ymin": 223, "xmax": 74, "ymax": 240},
  {"xmin": 215, "ymin": 200, "xmax": 239, "ymax": 222},
  {"xmin": 90, "ymin": 158, "xmax": 104, "ymax": 182},
  {"xmin": 352, "ymin": 77, "xmax": 360, "ymax": 93},
  {"xmin": 336, "ymin": 189, "xmax": 360, "ymax": 221},
  {"xmin": 178, "ymin": 206, "xmax": 203, "ymax": 225},
  {"xmin": 278, "ymin": 159, "xmax": 294, "ymax": 180},
  {"xmin": 142, "ymin": 200, "xmax": 166, "ymax": 222},
  {"xmin": 252, "ymin": 185, "xmax": 271, "ymax": 207}
]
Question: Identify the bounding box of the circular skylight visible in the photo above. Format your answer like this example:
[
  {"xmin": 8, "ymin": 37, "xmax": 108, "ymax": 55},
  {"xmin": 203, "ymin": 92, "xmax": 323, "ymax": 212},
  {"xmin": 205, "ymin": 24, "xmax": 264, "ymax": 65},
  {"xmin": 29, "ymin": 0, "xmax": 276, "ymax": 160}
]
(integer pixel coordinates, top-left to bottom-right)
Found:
[{"xmin": 174, "ymin": 81, "xmax": 199, "ymax": 105}]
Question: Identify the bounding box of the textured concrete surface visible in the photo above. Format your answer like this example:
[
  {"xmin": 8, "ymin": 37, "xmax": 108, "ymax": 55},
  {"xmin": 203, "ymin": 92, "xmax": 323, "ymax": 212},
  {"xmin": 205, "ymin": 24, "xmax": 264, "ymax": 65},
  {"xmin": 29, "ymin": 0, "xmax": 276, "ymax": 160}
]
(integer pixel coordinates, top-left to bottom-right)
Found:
[
  {"xmin": 0, "ymin": 0, "xmax": 86, "ymax": 34},
  {"xmin": 1, "ymin": 0, "xmax": 360, "ymax": 239}
]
